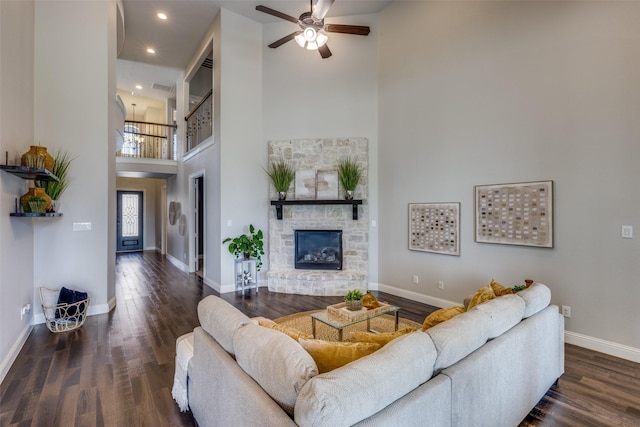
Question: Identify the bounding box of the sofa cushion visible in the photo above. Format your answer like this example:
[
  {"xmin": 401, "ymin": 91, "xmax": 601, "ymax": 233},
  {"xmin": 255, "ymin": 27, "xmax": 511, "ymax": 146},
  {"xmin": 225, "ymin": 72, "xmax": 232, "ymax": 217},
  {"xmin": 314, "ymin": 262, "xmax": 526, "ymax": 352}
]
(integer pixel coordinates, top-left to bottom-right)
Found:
[
  {"xmin": 234, "ymin": 323, "xmax": 318, "ymax": 413},
  {"xmin": 295, "ymin": 332, "xmax": 437, "ymax": 427},
  {"xmin": 299, "ymin": 339, "xmax": 381, "ymax": 373},
  {"xmin": 427, "ymin": 309, "xmax": 492, "ymax": 372},
  {"xmin": 421, "ymin": 305, "xmax": 465, "ymax": 331},
  {"xmin": 466, "ymin": 285, "xmax": 496, "ymax": 310},
  {"xmin": 349, "ymin": 327, "xmax": 416, "ymax": 346},
  {"xmin": 472, "ymin": 294, "xmax": 525, "ymax": 338},
  {"xmin": 490, "ymin": 278, "xmax": 514, "ymax": 296},
  {"xmin": 197, "ymin": 296, "xmax": 252, "ymax": 355},
  {"xmin": 257, "ymin": 318, "xmax": 313, "ymax": 341},
  {"xmin": 517, "ymin": 283, "xmax": 551, "ymax": 318}
]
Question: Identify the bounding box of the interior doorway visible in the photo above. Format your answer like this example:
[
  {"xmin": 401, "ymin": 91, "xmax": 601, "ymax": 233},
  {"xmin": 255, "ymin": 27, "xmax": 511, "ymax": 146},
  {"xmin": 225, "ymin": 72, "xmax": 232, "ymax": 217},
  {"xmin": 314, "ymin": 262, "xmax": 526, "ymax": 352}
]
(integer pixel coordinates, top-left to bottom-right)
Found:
[
  {"xmin": 117, "ymin": 190, "xmax": 144, "ymax": 252},
  {"xmin": 191, "ymin": 174, "xmax": 205, "ymax": 276}
]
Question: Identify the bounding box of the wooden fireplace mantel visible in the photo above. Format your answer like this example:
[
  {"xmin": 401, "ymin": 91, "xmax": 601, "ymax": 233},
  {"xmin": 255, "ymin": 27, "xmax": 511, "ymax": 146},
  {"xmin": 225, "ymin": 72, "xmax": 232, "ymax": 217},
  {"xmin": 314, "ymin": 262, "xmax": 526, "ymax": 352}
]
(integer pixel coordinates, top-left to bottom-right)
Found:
[{"xmin": 270, "ymin": 199, "xmax": 363, "ymax": 220}]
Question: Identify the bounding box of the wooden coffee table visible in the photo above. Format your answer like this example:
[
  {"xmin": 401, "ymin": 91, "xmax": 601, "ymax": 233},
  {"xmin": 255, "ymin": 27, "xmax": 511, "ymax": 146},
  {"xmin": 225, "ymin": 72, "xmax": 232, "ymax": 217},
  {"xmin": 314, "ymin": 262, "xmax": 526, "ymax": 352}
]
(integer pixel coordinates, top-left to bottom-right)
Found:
[{"xmin": 310, "ymin": 304, "xmax": 400, "ymax": 341}]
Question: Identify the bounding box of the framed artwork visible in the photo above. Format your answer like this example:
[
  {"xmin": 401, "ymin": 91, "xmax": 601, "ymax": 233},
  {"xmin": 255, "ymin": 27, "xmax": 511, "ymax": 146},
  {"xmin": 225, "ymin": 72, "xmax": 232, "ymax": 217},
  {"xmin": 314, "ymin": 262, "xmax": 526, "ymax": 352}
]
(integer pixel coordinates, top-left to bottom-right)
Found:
[
  {"xmin": 316, "ymin": 169, "xmax": 338, "ymax": 200},
  {"xmin": 475, "ymin": 180, "xmax": 553, "ymax": 248},
  {"xmin": 295, "ymin": 169, "xmax": 316, "ymax": 199},
  {"xmin": 409, "ymin": 202, "xmax": 460, "ymax": 256}
]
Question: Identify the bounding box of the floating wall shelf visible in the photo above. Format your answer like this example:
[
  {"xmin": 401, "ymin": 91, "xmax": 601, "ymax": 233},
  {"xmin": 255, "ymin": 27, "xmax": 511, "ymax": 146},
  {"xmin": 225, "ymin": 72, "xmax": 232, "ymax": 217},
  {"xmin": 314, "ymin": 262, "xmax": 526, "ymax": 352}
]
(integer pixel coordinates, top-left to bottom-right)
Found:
[
  {"xmin": 270, "ymin": 199, "xmax": 363, "ymax": 220},
  {"xmin": 1, "ymin": 164, "xmax": 62, "ymax": 218}
]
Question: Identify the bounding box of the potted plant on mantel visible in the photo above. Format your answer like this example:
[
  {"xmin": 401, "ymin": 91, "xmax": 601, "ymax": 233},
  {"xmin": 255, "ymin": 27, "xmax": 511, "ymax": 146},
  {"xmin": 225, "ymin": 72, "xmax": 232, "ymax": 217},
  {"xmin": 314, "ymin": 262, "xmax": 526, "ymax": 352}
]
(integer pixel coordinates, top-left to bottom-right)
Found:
[
  {"xmin": 223, "ymin": 224, "xmax": 265, "ymax": 270},
  {"xmin": 264, "ymin": 158, "xmax": 295, "ymax": 200},
  {"xmin": 337, "ymin": 157, "xmax": 362, "ymax": 200}
]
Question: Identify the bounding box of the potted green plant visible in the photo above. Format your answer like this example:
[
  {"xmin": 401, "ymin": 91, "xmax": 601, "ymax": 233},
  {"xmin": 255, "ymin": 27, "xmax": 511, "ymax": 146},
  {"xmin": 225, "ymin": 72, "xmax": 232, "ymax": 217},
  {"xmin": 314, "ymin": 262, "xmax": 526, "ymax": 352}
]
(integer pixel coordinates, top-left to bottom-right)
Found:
[
  {"xmin": 264, "ymin": 158, "xmax": 295, "ymax": 200},
  {"xmin": 35, "ymin": 148, "xmax": 75, "ymax": 212},
  {"xmin": 223, "ymin": 224, "xmax": 265, "ymax": 270},
  {"xmin": 344, "ymin": 289, "xmax": 364, "ymax": 311},
  {"xmin": 337, "ymin": 157, "xmax": 362, "ymax": 200}
]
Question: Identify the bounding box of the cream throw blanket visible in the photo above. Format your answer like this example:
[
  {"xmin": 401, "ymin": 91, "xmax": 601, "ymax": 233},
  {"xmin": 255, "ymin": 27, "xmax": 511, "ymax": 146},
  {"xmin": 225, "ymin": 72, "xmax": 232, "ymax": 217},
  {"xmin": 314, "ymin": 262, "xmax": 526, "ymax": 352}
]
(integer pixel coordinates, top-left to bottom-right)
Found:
[{"xmin": 172, "ymin": 332, "xmax": 194, "ymax": 412}]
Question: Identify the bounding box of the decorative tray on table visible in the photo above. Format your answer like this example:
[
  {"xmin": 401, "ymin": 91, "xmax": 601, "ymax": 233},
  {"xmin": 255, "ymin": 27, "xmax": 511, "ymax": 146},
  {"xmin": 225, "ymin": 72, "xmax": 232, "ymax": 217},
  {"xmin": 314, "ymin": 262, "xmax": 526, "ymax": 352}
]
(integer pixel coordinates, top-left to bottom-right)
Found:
[{"xmin": 326, "ymin": 302, "xmax": 391, "ymax": 322}]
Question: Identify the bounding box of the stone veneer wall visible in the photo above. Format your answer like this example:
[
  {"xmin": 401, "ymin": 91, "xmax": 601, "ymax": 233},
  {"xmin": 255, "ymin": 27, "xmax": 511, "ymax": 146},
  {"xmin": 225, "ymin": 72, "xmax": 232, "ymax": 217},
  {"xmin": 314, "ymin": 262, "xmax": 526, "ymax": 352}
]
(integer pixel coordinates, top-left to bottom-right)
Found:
[{"xmin": 267, "ymin": 138, "xmax": 368, "ymax": 296}]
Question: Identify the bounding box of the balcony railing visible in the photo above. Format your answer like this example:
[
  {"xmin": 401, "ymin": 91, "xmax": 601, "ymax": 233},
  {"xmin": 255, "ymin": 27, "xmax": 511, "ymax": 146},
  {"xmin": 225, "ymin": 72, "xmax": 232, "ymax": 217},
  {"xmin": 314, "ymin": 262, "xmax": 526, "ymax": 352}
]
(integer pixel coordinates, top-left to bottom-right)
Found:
[
  {"xmin": 185, "ymin": 89, "xmax": 213, "ymax": 152},
  {"xmin": 117, "ymin": 120, "xmax": 178, "ymax": 160}
]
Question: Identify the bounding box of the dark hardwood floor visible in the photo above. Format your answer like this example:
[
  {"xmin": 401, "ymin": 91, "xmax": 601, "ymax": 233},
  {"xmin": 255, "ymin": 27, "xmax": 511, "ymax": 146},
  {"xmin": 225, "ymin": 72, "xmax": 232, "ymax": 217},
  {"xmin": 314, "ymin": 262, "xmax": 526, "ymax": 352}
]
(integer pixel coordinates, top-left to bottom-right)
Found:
[{"xmin": 1, "ymin": 251, "xmax": 639, "ymax": 426}]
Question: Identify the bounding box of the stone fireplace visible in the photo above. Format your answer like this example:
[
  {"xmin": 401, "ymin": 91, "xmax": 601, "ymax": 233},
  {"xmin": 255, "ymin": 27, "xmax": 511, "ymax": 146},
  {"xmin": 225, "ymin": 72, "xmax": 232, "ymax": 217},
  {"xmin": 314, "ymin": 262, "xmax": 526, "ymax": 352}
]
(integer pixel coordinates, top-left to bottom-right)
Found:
[{"xmin": 267, "ymin": 138, "xmax": 368, "ymax": 296}]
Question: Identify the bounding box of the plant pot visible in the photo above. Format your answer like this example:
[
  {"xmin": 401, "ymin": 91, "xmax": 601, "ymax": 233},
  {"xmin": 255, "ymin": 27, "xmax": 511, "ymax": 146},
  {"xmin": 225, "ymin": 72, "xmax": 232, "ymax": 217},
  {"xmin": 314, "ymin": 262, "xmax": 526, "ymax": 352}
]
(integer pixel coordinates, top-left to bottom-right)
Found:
[
  {"xmin": 21, "ymin": 146, "xmax": 54, "ymax": 172},
  {"xmin": 278, "ymin": 191, "xmax": 287, "ymax": 200},
  {"xmin": 20, "ymin": 187, "xmax": 52, "ymax": 213},
  {"xmin": 344, "ymin": 190, "xmax": 354, "ymax": 200},
  {"xmin": 345, "ymin": 300, "xmax": 362, "ymax": 311}
]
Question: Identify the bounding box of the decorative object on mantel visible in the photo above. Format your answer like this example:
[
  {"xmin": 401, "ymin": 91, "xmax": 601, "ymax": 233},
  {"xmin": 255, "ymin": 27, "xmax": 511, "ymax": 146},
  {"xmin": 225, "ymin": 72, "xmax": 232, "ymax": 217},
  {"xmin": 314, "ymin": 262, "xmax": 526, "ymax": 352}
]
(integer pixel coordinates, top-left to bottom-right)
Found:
[
  {"xmin": 362, "ymin": 290, "xmax": 380, "ymax": 309},
  {"xmin": 344, "ymin": 289, "xmax": 364, "ymax": 311},
  {"xmin": 409, "ymin": 202, "xmax": 460, "ymax": 256},
  {"xmin": 21, "ymin": 145, "xmax": 54, "ymax": 172},
  {"xmin": 264, "ymin": 158, "xmax": 295, "ymax": 200},
  {"xmin": 337, "ymin": 157, "xmax": 362, "ymax": 200},
  {"xmin": 475, "ymin": 180, "xmax": 554, "ymax": 248},
  {"xmin": 20, "ymin": 187, "xmax": 52, "ymax": 213},
  {"xmin": 295, "ymin": 169, "xmax": 316, "ymax": 200},
  {"xmin": 34, "ymin": 148, "xmax": 75, "ymax": 212},
  {"xmin": 223, "ymin": 224, "xmax": 265, "ymax": 270},
  {"xmin": 316, "ymin": 169, "xmax": 339, "ymax": 200}
]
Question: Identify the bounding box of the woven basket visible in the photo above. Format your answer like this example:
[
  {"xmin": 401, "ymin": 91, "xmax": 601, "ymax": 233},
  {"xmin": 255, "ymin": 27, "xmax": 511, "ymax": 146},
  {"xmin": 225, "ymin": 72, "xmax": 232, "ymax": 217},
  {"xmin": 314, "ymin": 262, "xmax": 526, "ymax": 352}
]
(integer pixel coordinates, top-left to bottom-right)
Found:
[{"xmin": 39, "ymin": 287, "xmax": 90, "ymax": 333}]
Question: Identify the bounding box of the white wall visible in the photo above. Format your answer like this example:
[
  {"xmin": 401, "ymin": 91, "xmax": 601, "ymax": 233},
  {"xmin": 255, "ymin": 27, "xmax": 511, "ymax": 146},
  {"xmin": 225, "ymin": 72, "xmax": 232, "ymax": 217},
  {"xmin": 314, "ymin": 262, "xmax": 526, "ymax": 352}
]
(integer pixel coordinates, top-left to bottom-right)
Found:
[
  {"xmin": 32, "ymin": 1, "xmax": 116, "ymax": 316},
  {"xmin": 261, "ymin": 14, "xmax": 379, "ymax": 283},
  {"xmin": 378, "ymin": 1, "xmax": 640, "ymax": 359},
  {"xmin": 0, "ymin": 0, "xmax": 35, "ymax": 383}
]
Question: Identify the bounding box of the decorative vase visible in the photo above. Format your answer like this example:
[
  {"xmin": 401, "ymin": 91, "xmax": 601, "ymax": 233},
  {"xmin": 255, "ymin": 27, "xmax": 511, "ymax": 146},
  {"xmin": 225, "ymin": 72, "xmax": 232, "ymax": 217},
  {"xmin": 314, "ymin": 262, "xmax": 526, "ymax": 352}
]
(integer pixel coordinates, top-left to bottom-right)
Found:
[
  {"xmin": 525, "ymin": 279, "xmax": 534, "ymax": 288},
  {"xmin": 278, "ymin": 191, "xmax": 287, "ymax": 200},
  {"xmin": 344, "ymin": 190, "xmax": 354, "ymax": 200},
  {"xmin": 345, "ymin": 299, "xmax": 362, "ymax": 311},
  {"xmin": 20, "ymin": 187, "xmax": 52, "ymax": 213},
  {"xmin": 362, "ymin": 290, "xmax": 380, "ymax": 309},
  {"xmin": 21, "ymin": 146, "xmax": 54, "ymax": 172}
]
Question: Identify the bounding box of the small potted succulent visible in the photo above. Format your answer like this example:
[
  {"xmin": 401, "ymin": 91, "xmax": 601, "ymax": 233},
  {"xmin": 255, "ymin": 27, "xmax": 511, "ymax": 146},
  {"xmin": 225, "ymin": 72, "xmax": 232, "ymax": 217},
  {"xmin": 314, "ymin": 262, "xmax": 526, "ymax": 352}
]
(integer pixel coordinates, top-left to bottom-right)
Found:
[
  {"xmin": 344, "ymin": 289, "xmax": 364, "ymax": 311},
  {"xmin": 264, "ymin": 158, "xmax": 295, "ymax": 200},
  {"xmin": 223, "ymin": 224, "xmax": 265, "ymax": 270},
  {"xmin": 337, "ymin": 157, "xmax": 362, "ymax": 200}
]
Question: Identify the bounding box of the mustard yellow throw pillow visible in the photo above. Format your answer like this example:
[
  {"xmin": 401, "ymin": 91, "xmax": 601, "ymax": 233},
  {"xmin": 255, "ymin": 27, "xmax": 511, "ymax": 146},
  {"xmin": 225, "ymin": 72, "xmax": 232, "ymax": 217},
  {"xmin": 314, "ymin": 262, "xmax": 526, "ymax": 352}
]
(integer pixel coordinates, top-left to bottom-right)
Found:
[
  {"xmin": 490, "ymin": 278, "xmax": 514, "ymax": 296},
  {"xmin": 421, "ymin": 305, "xmax": 465, "ymax": 331},
  {"xmin": 466, "ymin": 285, "xmax": 496, "ymax": 311},
  {"xmin": 257, "ymin": 318, "xmax": 312, "ymax": 341},
  {"xmin": 299, "ymin": 339, "xmax": 381, "ymax": 373},
  {"xmin": 350, "ymin": 327, "xmax": 417, "ymax": 346}
]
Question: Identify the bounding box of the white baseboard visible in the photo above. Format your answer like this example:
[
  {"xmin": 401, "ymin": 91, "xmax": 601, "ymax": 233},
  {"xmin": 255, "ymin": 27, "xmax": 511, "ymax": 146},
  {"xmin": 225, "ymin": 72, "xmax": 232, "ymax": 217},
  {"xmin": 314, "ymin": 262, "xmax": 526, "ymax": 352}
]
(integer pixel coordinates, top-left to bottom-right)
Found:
[
  {"xmin": 378, "ymin": 283, "xmax": 640, "ymax": 364},
  {"xmin": 0, "ymin": 322, "xmax": 33, "ymax": 384},
  {"xmin": 376, "ymin": 283, "xmax": 459, "ymax": 309},
  {"xmin": 166, "ymin": 253, "xmax": 188, "ymax": 272},
  {"xmin": 565, "ymin": 331, "xmax": 640, "ymax": 364}
]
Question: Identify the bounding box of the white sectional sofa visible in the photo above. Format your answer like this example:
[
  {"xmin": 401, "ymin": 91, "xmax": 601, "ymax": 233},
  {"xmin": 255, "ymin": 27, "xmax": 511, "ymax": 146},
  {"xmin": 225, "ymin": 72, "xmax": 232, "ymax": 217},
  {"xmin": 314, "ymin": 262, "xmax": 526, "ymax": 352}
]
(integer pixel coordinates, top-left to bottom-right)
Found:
[{"xmin": 187, "ymin": 283, "xmax": 564, "ymax": 426}]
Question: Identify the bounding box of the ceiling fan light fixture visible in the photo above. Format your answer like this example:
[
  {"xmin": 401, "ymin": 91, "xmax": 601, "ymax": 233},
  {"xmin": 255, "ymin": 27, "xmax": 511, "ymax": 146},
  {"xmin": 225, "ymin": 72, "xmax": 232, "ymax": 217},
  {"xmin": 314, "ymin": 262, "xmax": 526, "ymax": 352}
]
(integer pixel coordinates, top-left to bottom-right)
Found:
[
  {"xmin": 316, "ymin": 32, "xmax": 328, "ymax": 47},
  {"xmin": 295, "ymin": 33, "xmax": 306, "ymax": 48},
  {"xmin": 303, "ymin": 27, "xmax": 317, "ymax": 42},
  {"xmin": 295, "ymin": 29, "xmax": 328, "ymax": 50}
]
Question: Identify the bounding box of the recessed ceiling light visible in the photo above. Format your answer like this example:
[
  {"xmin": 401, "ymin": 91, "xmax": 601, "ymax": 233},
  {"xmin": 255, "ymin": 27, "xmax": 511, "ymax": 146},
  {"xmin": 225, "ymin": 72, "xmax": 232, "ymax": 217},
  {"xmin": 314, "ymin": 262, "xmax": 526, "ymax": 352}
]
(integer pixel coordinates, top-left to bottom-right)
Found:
[
  {"xmin": 146, "ymin": 48, "xmax": 156, "ymax": 54},
  {"xmin": 135, "ymin": 85, "xmax": 143, "ymax": 90},
  {"xmin": 157, "ymin": 12, "xmax": 167, "ymax": 20}
]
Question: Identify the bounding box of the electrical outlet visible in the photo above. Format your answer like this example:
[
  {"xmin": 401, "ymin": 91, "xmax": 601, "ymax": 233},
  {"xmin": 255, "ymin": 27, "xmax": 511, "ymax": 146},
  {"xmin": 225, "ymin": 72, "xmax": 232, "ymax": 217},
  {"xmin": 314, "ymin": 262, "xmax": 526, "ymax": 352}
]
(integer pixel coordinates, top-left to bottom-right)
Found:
[
  {"xmin": 561, "ymin": 305, "xmax": 571, "ymax": 317},
  {"xmin": 438, "ymin": 280, "xmax": 445, "ymax": 290},
  {"xmin": 413, "ymin": 275, "xmax": 419, "ymax": 285}
]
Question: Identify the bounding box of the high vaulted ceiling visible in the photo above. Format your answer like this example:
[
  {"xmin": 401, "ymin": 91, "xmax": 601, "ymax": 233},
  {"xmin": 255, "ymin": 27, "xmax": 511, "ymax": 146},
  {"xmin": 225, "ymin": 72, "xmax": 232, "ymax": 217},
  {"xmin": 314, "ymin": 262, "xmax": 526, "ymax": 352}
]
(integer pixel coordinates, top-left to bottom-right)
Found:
[{"xmin": 117, "ymin": 0, "xmax": 393, "ymax": 115}]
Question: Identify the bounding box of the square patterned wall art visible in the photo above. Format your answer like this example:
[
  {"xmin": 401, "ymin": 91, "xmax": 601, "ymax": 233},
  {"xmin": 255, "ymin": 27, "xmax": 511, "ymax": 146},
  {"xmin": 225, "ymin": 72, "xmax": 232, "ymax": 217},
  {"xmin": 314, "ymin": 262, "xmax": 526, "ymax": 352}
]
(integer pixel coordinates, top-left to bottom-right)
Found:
[
  {"xmin": 475, "ymin": 180, "xmax": 554, "ymax": 248},
  {"xmin": 409, "ymin": 203, "xmax": 460, "ymax": 256}
]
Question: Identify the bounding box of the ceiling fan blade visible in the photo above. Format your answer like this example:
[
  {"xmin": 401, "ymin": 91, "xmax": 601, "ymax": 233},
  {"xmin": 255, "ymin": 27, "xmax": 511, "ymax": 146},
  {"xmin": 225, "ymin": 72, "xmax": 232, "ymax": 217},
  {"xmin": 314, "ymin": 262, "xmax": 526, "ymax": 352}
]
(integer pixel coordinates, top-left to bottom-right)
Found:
[
  {"xmin": 312, "ymin": 0, "xmax": 335, "ymax": 20},
  {"xmin": 256, "ymin": 5, "xmax": 299, "ymax": 24},
  {"xmin": 318, "ymin": 44, "xmax": 332, "ymax": 59},
  {"xmin": 325, "ymin": 24, "xmax": 370, "ymax": 36},
  {"xmin": 268, "ymin": 32, "xmax": 302, "ymax": 49}
]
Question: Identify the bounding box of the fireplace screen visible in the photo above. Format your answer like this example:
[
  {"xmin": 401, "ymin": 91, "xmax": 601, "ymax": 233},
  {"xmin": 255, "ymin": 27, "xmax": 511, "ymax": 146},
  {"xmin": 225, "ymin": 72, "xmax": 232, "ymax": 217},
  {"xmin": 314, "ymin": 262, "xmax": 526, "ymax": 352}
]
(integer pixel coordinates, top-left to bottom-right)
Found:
[{"xmin": 295, "ymin": 230, "xmax": 343, "ymax": 270}]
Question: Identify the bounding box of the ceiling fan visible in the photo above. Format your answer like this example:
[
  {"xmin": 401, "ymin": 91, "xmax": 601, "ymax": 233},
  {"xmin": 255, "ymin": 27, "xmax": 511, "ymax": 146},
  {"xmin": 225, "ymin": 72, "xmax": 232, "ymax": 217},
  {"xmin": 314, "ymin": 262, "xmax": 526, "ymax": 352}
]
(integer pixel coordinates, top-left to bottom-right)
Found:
[{"xmin": 256, "ymin": 0, "xmax": 370, "ymax": 59}]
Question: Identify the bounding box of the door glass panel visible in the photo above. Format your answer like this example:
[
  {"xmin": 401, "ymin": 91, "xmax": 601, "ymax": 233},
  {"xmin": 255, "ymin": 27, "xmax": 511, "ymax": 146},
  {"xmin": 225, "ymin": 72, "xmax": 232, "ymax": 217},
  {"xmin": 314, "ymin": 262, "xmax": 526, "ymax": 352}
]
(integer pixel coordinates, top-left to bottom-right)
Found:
[{"xmin": 122, "ymin": 194, "xmax": 139, "ymax": 237}]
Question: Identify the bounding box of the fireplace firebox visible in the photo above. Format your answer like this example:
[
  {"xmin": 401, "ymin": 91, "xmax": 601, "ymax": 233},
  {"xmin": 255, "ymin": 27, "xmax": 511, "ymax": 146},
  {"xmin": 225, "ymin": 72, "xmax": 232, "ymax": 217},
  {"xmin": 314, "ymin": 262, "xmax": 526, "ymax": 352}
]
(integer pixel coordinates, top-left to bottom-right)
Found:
[{"xmin": 295, "ymin": 230, "xmax": 342, "ymax": 270}]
